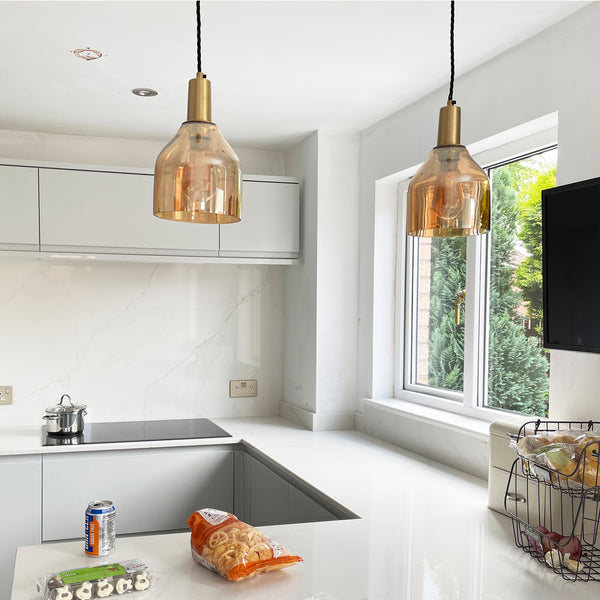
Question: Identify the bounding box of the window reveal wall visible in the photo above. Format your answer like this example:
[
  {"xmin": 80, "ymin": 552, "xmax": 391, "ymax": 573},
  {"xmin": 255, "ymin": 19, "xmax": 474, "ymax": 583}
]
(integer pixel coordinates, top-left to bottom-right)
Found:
[{"xmin": 358, "ymin": 3, "xmax": 600, "ymax": 424}]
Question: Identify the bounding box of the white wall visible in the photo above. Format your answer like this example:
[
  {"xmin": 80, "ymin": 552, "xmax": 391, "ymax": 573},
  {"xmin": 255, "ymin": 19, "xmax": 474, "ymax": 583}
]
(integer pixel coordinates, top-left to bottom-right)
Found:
[
  {"xmin": 315, "ymin": 133, "xmax": 360, "ymax": 418},
  {"xmin": 283, "ymin": 132, "xmax": 319, "ymax": 420},
  {"xmin": 356, "ymin": 3, "xmax": 600, "ymax": 474},
  {"xmin": 282, "ymin": 131, "xmax": 360, "ymax": 430},
  {"xmin": 0, "ymin": 130, "xmax": 287, "ymax": 426}
]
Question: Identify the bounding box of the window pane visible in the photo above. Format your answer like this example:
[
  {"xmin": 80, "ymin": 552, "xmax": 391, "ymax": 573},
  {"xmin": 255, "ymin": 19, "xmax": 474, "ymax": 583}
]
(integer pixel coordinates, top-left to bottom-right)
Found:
[
  {"xmin": 412, "ymin": 236, "xmax": 467, "ymax": 396},
  {"xmin": 486, "ymin": 150, "xmax": 556, "ymax": 416}
]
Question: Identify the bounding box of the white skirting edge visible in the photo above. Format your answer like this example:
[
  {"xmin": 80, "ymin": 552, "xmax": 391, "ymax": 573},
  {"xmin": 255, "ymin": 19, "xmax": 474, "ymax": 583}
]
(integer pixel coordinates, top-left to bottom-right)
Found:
[{"xmin": 279, "ymin": 400, "xmax": 356, "ymax": 431}]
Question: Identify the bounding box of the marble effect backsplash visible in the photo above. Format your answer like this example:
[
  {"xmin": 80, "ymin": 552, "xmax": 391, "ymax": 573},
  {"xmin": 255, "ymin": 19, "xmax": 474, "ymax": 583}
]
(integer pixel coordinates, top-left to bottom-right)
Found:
[{"xmin": 0, "ymin": 258, "xmax": 283, "ymax": 427}]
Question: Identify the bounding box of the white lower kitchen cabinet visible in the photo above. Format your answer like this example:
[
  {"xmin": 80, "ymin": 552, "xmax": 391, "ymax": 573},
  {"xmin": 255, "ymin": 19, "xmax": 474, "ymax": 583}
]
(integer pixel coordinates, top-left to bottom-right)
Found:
[
  {"xmin": 236, "ymin": 451, "xmax": 339, "ymax": 526},
  {"xmin": 42, "ymin": 446, "xmax": 233, "ymax": 541},
  {"xmin": 0, "ymin": 455, "xmax": 41, "ymax": 600},
  {"xmin": 0, "ymin": 165, "xmax": 39, "ymax": 251},
  {"xmin": 39, "ymin": 168, "xmax": 220, "ymax": 256}
]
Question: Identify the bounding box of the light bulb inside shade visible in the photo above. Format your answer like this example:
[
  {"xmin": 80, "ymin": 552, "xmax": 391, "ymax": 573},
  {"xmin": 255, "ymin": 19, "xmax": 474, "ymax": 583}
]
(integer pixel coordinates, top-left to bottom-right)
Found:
[
  {"xmin": 407, "ymin": 144, "xmax": 490, "ymax": 237},
  {"xmin": 154, "ymin": 121, "xmax": 241, "ymax": 223}
]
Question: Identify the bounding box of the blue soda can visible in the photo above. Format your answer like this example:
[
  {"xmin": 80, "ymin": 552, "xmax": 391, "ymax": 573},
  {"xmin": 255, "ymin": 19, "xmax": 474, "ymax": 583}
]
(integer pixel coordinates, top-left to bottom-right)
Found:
[{"xmin": 85, "ymin": 500, "xmax": 116, "ymax": 556}]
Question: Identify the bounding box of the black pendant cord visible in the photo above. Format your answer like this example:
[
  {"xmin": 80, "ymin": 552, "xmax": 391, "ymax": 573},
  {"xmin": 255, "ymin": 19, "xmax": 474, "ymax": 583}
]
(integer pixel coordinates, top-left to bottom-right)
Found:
[
  {"xmin": 448, "ymin": 0, "xmax": 455, "ymax": 103},
  {"xmin": 196, "ymin": 0, "xmax": 202, "ymax": 73}
]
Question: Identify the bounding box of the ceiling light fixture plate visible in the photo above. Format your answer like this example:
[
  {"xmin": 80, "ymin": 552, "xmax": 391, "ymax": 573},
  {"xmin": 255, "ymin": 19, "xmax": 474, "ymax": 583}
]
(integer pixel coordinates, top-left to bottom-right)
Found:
[
  {"xmin": 132, "ymin": 88, "xmax": 158, "ymax": 97},
  {"xmin": 72, "ymin": 47, "xmax": 102, "ymax": 61}
]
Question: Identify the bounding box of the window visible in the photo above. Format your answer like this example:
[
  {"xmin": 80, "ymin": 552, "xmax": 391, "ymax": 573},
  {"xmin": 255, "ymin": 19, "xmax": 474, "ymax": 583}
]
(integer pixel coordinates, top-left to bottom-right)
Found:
[{"xmin": 400, "ymin": 146, "xmax": 556, "ymax": 418}]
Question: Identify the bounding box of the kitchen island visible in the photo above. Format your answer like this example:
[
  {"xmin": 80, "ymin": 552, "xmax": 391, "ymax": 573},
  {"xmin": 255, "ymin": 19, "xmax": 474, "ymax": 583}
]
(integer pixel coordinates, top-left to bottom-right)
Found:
[{"xmin": 9, "ymin": 417, "xmax": 600, "ymax": 599}]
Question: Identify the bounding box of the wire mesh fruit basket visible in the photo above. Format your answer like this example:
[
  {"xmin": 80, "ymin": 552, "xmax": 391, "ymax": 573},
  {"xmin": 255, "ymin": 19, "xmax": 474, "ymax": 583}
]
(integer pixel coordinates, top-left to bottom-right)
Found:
[{"xmin": 504, "ymin": 419, "xmax": 600, "ymax": 581}]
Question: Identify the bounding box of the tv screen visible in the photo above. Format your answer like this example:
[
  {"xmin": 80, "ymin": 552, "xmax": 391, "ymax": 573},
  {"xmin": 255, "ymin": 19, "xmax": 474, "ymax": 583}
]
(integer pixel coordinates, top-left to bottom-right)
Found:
[{"xmin": 542, "ymin": 176, "xmax": 600, "ymax": 353}]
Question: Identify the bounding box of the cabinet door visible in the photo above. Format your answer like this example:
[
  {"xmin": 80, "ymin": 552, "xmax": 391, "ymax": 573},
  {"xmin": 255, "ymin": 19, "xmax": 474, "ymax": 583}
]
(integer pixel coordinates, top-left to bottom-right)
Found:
[
  {"xmin": 237, "ymin": 452, "xmax": 336, "ymax": 527},
  {"xmin": 239, "ymin": 452, "xmax": 290, "ymax": 526},
  {"xmin": 289, "ymin": 485, "xmax": 338, "ymax": 523},
  {"xmin": 0, "ymin": 165, "xmax": 39, "ymax": 250},
  {"xmin": 42, "ymin": 447, "xmax": 233, "ymax": 541},
  {"xmin": 219, "ymin": 180, "xmax": 299, "ymax": 258},
  {"xmin": 0, "ymin": 455, "xmax": 41, "ymax": 600},
  {"xmin": 39, "ymin": 169, "xmax": 219, "ymax": 256}
]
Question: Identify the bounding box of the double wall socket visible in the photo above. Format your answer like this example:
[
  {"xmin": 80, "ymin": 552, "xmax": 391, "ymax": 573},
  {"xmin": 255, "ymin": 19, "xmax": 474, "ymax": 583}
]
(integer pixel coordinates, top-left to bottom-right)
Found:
[
  {"xmin": 0, "ymin": 386, "xmax": 13, "ymax": 405},
  {"xmin": 229, "ymin": 380, "xmax": 257, "ymax": 398}
]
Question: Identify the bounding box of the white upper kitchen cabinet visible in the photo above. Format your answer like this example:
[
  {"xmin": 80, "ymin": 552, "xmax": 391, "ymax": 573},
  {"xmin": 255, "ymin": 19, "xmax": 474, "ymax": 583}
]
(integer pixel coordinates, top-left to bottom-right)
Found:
[
  {"xmin": 0, "ymin": 165, "xmax": 39, "ymax": 251},
  {"xmin": 39, "ymin": 168, "xmax": 219, "ymax": 256},
  {"xmin": 219, "ymin": 177, "xmax": 299, "ymax": 259}
]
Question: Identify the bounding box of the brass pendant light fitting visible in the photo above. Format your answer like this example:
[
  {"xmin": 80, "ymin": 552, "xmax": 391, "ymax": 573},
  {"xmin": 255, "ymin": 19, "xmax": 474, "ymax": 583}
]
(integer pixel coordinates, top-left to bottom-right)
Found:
[
  {"xmin": 187, "ymin": 2, "xmax": 212, "ymax": 124},
  {"xmin": 406, "ymin": 1, "xmax": 490, "ymax": 238},
  {"xmin": 153, "ymin": 1, "xmax": 242, "ymax": 224}
]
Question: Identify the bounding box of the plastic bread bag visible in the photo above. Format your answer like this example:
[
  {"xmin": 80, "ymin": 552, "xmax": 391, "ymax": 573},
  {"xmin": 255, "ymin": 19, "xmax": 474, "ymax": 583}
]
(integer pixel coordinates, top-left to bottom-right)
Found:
[
  {"xmin": 512, "ymin": 434, "xmax": 580, "ymax": 466},
  {"xmin": 511, "ymin": 428, "xmax": 600, "ymax": 488},
  {"xmin": 511, "ymin": 430, "xmax": 600, "ymax": 456},
  {"xmin": 519, "ymin": 441, "xmax": 583, "ymax": 485},
  {"xmin": 576, "ymin": 434, "xmax": 600, "ymax": 487},
  {"xmin": 548, "ymin": 429, "xmax": 593, "ymax": 444},
  {"xmin": 188, "ymin": 508, "xmax": 302, "ymax": 581},
  {"xmin": 532, "ymin": 443, "xmax": 581, "ymax": 477},
  {"xmin": 511, "ymin": 433, "xmax": 552, "ymax": 457},
  {"xmin": 37, "ymin": 560, "xmax": 154, "ymax": 600}
]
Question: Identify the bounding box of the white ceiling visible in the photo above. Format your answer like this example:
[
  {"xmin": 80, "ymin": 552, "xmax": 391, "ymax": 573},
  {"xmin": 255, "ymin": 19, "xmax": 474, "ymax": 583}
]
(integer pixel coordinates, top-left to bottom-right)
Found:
[{"xmin": 0, "ymin": 1, "xmax": 589, "ymax": 150}]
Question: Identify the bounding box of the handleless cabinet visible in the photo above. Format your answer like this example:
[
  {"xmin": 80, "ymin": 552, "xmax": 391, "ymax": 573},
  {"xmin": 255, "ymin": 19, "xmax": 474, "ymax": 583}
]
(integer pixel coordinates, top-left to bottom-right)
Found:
[
  {"xmin": 42, "ymin": 446, "xmax": 234, "ymax": 541},
  {"xmin": 236, "ymin": 451, "xmax": 338, "ymax": 527},
  {"xmin": 219, "ymin": 179, "xmax": 299, "ymax": 259},
  {"xmin": 39, "ymin": 168, "xmax": 219, "ymax": 256},
  {"xmin": 0, "ymin": 455, "xmax": 41, "ymax": 600},
  {"xmin": 0, "ymin": 165, "xmax": 39, "ymax": 251},
  {"xmin": 1, "ymin": 165, "xmax": 299, "ymax": 261}
]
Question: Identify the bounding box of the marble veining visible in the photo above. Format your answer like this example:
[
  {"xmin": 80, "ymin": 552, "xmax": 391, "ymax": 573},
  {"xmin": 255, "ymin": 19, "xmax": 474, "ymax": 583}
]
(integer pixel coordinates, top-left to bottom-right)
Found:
[
  {"xmin": 142, "ymin": 268, "xmax": 273, "ymax": 404},
  {"xmin": 0, "ymin": 258, "xmax": 283, "ymax": 426}
]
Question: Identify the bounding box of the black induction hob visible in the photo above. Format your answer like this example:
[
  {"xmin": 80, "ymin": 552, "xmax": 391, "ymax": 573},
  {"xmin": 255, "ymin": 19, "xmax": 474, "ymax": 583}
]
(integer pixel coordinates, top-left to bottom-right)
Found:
[{"xmin": 42, "ymin": 418, "xmax": 231, "ymax": 446}]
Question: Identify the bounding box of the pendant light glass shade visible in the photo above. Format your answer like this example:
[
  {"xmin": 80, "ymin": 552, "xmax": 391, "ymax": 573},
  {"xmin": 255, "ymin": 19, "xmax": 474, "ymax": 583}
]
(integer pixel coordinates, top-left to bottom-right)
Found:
[
  {"xmin": 154, "ymin": 120, "xmax": 241, "ymax": 224},
  {"xmin": 407, "ymin": 103, "xmax": 490, "ymax": 237},
  {"xmin": 154, "ymin": 73, "xmax": 241, "ymax": 224}
]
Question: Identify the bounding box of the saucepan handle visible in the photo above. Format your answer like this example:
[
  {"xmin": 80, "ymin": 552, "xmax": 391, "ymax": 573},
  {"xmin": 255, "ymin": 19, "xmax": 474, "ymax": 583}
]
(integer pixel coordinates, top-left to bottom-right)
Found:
[{"xmin": 59, "ymin": 394, "xmax": 73, "ymax": 407}]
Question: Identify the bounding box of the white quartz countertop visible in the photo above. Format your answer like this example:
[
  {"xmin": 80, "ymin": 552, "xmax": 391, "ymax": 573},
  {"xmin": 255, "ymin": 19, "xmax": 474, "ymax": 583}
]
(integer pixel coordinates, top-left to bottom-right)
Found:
[{"xmin": 9, "ymin": 417, "xmax": 600, "ymax": 599}]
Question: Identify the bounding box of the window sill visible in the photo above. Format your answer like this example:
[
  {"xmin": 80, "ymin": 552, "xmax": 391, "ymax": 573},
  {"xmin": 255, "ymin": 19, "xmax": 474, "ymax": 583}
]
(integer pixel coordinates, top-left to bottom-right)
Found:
[
  {"xmin": 357, "ymin": 397, "xmax": 495, "ymax": 479},
  {"xmin": 361, "ymin": 397, "xmax": 491, "ymax": 441}
]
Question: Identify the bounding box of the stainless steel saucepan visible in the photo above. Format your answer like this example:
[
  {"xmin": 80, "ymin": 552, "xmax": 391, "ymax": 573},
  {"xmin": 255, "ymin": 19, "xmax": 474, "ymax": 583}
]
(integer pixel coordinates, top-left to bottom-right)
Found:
[{"xmin": 43, "ymin": 394, "xmax": 87, "ymax": 435}]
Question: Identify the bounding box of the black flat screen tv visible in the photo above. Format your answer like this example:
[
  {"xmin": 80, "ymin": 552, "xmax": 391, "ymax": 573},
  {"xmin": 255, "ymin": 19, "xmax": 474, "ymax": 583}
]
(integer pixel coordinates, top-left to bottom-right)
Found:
[{"xmin": 542, "ymin": 176, "xmax": 600, "ymax": 353}]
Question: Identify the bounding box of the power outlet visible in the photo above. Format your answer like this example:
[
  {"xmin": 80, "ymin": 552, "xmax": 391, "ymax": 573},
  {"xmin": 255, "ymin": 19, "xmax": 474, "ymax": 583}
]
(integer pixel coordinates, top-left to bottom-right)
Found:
[
  {"xmin": 229, "ymin": 380, "xmax": 257, "ymax": 398},
  {"xmin": 0, "ymin": 386, "xmax": 13, "ymax": 405}
]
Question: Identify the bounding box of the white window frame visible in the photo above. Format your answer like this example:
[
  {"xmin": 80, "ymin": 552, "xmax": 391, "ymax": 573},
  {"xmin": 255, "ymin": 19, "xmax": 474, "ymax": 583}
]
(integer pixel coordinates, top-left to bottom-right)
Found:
[{"xmin": 394, "ymin": 126, "xmax": 557, "ymax": 422}]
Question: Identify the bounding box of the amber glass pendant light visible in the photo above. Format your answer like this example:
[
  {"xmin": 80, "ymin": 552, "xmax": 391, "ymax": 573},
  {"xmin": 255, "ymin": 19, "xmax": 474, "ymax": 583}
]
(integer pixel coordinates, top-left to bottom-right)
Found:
[
  {"xmin": 154, "ymin": 1, "xmax": 241, "ymax": 223},
  {"xmin": 407, "ymin": 1, "xmax": 489, "ymax": 237}
]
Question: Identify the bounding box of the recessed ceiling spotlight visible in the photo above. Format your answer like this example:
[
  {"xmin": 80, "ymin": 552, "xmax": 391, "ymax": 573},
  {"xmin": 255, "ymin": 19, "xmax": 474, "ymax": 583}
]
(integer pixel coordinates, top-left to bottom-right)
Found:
[
  {"xmin": 72, "ymin": 47, "xmax": 103, "ymax": 61},
  {"xmin": 132, "ymin": 88, "xmax": 158, "ymax": 97}
]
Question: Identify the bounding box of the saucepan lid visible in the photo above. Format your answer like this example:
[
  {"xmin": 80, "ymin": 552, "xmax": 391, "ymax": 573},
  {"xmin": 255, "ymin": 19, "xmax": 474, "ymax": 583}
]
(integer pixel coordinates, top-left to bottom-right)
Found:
[{"xmin": 45, "ymin": 394, "xmax": 87, "ymax": 415}]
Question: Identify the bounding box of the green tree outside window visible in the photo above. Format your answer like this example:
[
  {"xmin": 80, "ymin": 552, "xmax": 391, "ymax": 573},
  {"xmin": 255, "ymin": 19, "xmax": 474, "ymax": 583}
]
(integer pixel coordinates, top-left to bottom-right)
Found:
[{"xmin": 425, "ymin": 150, "xmax": 555, "ymax": 416}]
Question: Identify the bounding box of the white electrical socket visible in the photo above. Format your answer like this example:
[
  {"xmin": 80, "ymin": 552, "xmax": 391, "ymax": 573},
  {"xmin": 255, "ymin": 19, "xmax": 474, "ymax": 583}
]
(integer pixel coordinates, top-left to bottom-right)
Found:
[
  {"xmin": 0, "ymin": 386, "xmax": 13, "ymax": 405},
  {"xmin": 229, "ymin": 380, "xmax": 257, "ymax": 398}
]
